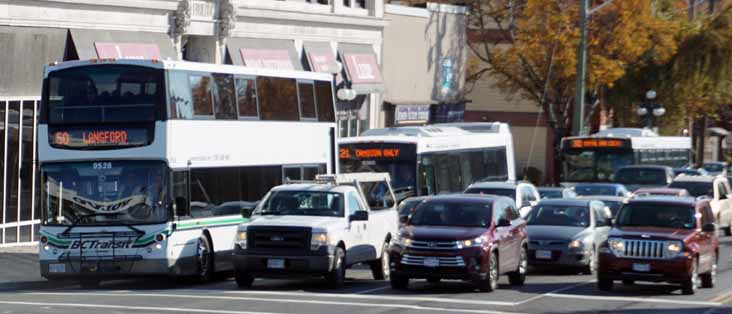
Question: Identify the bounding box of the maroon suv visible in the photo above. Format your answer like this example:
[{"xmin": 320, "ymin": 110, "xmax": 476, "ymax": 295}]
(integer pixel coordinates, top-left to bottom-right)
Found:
[
  {"xmin": 598, "ymin": 197, "xmax": 719, "ymax": 295},
  {"xmin": 389, "ymin": 194, "xmax": 528, "ymax": 292}
]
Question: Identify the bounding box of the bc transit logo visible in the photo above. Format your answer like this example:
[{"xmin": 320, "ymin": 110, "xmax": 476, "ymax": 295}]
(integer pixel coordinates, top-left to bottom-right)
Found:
[{"xmin": 69, "ymin": 239, "xmax": 134, "ymax": 250}]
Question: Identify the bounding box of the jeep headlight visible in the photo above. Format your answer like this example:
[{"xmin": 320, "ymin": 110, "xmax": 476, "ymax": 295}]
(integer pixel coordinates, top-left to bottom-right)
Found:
[
  {"xmin": 665, "ymin": 241, "xmax": 682, "ymax": 258},
  {"xmin": 311, "ymin": 232, "xmax": 328, "ymax": 251},
  {"xmin": 236, "ymin": 228, "xmax": 247, "ymax": 249},
  {"xmin": 608, "ymin": 238, "xmax": 624, "ymax": 256}
]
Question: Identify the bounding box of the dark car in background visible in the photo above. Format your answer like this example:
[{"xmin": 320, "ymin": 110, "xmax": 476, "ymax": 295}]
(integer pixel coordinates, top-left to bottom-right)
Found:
[
  {"xmin": 573, "ymin": 183, "xmax": 630, "ymax": 197},
  {"xmin": 389, "ymin": 194, "xmax": 528, "ymax": 292},
  {"xmin": 538, "ymin": 187, "xmax": 577, "ymax": 199},
  {"xmin": 598, "ymin": 197, "xmax": 718, "ymax": 295},
  {"xmin": 614, "ymin": 165, "xmax": 675, "ymax": 191},
  {"xmin": 526, "ymin": 199, "xmax": 612, "ymax": 274}
]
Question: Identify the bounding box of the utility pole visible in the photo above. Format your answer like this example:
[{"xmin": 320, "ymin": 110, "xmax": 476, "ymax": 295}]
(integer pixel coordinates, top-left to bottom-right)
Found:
[{"xmin": 572, "ymin": 0, "xmax": 588, "ymax": 136}]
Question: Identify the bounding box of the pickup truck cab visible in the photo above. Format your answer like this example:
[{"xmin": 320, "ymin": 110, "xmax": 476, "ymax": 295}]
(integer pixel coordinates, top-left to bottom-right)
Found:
[
  {"xmin": 598, "ymin": 197, "xmax": 719, "ymax": 295},
  {"xmin": 232, "ymin": 173, "xmax": 398, "ymax": 288}
]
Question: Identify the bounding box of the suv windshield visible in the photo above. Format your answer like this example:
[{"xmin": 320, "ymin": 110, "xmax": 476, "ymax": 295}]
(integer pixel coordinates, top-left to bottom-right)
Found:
[
  {"xmin": 669, "ymin": 181, "xmax": 714, "ymax": 197},
  {"xmin": 615, "ymin": 168, "xmax": 667, "ymax": 186},
  {"xmin": 574, "ymin": 185, "xmax": 618, "ymax": 196},
  {"xmin": 616, "ymin": 203, "xmax": 695, "ymax": 229},
  {"xmin": 526, "ymin": 205, "xmax": 590, "ymax": 227},
  {"xmin": 42, "ymin": 161, "xmax": 169, "ymax": 225},
  {"xmin": 410, "ymin": 201, "xmax": 492, "ymax": 227},
  {"xmin": 465, "ymin": 187, "xmax": 515, "ymax": 198},
  {"xmin": 256, "ymin": 190, "xmax": 344, "ymax": 217}
]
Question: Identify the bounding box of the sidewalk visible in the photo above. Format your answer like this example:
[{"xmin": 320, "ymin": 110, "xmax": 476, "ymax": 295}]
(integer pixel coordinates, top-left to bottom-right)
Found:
[{"xmin": 0, "ymin": 244, "xmax": 69, "ymax": 290}]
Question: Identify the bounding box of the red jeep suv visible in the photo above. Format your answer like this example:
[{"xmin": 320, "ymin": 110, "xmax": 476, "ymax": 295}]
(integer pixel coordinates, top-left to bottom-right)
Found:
[
  {"xmin": 598, "ymin": 197, "xmax": 719, "ymax": 295},
  {"xmin": 389, "ymin": 194, "xmax": 528, "ymax": 292}
]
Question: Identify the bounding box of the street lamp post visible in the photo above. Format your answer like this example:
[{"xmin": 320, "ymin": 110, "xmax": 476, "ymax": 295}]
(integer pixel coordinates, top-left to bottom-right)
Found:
[{"xmin": 637, "ymin": 90, "xmax": 665, "ymax": 129}]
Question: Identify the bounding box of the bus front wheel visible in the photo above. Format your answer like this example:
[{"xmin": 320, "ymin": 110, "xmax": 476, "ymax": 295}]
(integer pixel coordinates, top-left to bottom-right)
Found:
[{"xmin": 196, "ymin": 236, "xmax": 214, "ymax": 283}]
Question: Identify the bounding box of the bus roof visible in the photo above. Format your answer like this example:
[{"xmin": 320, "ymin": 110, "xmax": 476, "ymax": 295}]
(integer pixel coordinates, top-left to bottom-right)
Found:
[{"xmin": 44, "ymin": 59, "xmax": 334, "ymax": 81}]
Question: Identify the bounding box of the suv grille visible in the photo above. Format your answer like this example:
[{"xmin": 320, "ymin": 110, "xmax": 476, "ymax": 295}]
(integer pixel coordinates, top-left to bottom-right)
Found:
[
  {"xmin": 616, "ymin": 239, "xmax": 669, "ymax": 259},
  {"xmin": 401, "ymin": 254, "xmax": 466, "ymax": 267},
  {"xmin": 408, "ymin": 240, "xmax": 460, "ymax": 250},
  {"xmin": 248, "ymin": 227, "xmax": 311, "ymax": 250}
]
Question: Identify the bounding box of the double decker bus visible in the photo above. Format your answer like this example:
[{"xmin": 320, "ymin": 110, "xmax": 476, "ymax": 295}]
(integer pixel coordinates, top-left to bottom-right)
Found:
[
  {"xmin": 339, "ymin": 123, "xmax": 516, "ymax": 199},
  {"xmin": 37, "ymin": 59, "xmax": 337, "ymax": 286},
  {"xmin": 561, "ymin": 128, "xmax": 691, "ymax": 183}
]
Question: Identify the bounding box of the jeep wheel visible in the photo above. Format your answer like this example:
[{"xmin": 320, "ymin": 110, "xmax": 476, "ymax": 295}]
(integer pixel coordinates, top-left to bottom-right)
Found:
[
  {"xmin": 681, "ymin": 258, "xmax": 699, "ymax": 295},
  {"xmin": 701, "ymin": 256, "xmax": 717, "ymax": 288},
  {"xmin": 195, "ymin": 236, "xmax": 214, "ymax": 283},
  {"xmin": 508, "ymin": 246, "xmax": 527, "ymax": 286},
  {"xmin": 597, "ymin": 275, "xmax": 613, "ymax": 291},
  {"xmin": 370, "ymin": 241, "xmax": 390, "ymax": 280},
  {"xmin": 476, "ymin": 252, "xmax": 498, "ymax": 292},
  {"xmin": 325, "ymin": 247, "xmax": 346, "ymax": 288},
  {"xmin": 235, "ymin": 271, "xmax": 254, "ymax": 288}
]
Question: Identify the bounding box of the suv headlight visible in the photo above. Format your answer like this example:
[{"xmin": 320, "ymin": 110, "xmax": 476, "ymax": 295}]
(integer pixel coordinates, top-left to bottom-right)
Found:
[
  {"xmin": 391, "ymin": 233, "xmax": 411, "ymax": 247},
  {"xmin": 236, "ymin": 228, "xmax": 247, "ymax": 249},
  {"xmin": 665, "ymin": 240, "xmax": 683, "ymax": 258},
  {"xmin": 461, "ymin": 236, "xmax": 487, "ymax": 248},
  {"xmin": 311, "ymin": 232, "xmax": 328, "ymax": 251},
  {"xmin": 608, "ymin": 238, "xmax": 624, "ymax": 256}
]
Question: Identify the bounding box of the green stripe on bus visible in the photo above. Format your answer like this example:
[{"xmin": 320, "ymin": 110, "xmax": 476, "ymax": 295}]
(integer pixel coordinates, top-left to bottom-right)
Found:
[
  {"xmin": 177, "ymin": 217, "xmax": 248, "ymax": 230},
  {"xmin": 40, "ymin": 232, "xmax": 72, "ymax": 245},
  {"xmin": 134, "ymin": 228, "xmax": 172, "ymax": 245}
]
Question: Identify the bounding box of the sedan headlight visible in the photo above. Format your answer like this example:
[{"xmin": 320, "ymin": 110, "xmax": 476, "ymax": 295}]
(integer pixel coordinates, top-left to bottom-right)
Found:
[
  {"xmin": 310, "ymin": 232, "xmax": 328, "ymax": 251},
  {"xmin": 665, "ymin": 241, "xmax": 683, "ymax": 258},
  {"xmin": 461, "ymin": 236, "xmax": 487, "ymax": 248},
  {"xmin": 608, "ymin": 238, "xmax": 624, "ymax": 256},
  {"xmin": 568, "ymin": 239, "xmax": 583, "ymax": 249},
  {"xmin": 236, "ymin": 230, "xmax": 247, "ymax": 249}
]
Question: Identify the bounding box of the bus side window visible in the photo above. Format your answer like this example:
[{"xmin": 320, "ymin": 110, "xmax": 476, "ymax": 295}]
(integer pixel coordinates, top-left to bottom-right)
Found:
[
  {"xmin": 315, "ymin": 81, "xmax": 335, "ymax": 122},
  {"xmin": 168, "ymin": 70, "xmax": 193, "ymax": 119},
  {"xmin": 212, "ymin": 73, "xmax": 237, "ymax": 120},
  {"xmin": 173, "ymin": 171, "xmax": 190, "ymax": 219}
]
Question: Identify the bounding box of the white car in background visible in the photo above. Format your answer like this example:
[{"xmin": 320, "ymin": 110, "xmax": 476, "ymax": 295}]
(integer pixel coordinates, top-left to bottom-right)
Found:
[{"xmin": 465, "ymin": 181, "xmax": 541, "ymax": 217}]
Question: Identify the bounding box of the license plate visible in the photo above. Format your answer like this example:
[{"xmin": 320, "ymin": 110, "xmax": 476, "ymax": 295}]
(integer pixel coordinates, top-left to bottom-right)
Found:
[
  {"xmin": 49, "ymin": 263, "xmax": 66, "ymax": 273},
  {"xmin": 267, "ymin": 258, "xmax": 285, "ymax": 269},
  {"xmin": 632, "ymin": 263, "xmax": 650, "ymax": 272},
  {"xmin": 535, "ymin": 250, "xmax": 552, "ymax": 259},
  {"xmin": 423, "ymin": 257, "xmax": 440, "ymax": 267}
]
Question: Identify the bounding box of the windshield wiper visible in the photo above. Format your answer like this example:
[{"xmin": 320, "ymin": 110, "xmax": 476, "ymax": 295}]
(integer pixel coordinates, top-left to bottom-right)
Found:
[{"xmin": 61, "ymin": 212, "xmax": 122, "ymax": 235}]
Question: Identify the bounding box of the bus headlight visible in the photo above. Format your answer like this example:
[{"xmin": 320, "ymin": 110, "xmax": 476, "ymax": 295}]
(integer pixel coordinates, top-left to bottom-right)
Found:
[
  {"xmin": 237, "ymin": 230, "xmax": 247, "ymax": 249},
  {"xmin": 311, "ymin": 232, "xmax": 328, "ymax": 251}
]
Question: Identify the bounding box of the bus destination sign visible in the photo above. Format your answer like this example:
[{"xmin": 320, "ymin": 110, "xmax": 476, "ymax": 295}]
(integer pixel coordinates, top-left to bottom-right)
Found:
[
  {"xmin": 49, "ymin": 127, "xmax": 151, "ymax": 149},
  {"xmin": 339, "ymin": 143, "xmax": 417, "ymax": 161},
  {"xmin": 568, "ymin": 138, "xmax": 629, "ymax": 149}
]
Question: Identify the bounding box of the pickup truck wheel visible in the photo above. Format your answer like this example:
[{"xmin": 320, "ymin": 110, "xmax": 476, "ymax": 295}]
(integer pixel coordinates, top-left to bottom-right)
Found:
[
  {"xmin": 195, "ymin": 236, "xmax": 214, "ymax": 283},
  {"xmin": 508, "ymin": 246, "xmax": 527, "ymax": 286},
  {"xmin": 701, "ymin": 257, "xmax": 717, "ymax": 288},
  {"xmin": 235, "ymin": 271, "xmax": 254, "ymax": 288},
  {"xmin": 325, "ymin": 247, "xmax": 346, "ymax": 288},
  {"xmin": 597, "ymin": 275, "xmax": 613, "ymax": 291},
  {"xmin": 681, "ymin": 258, "xmax": 699, "ymax": 295},
  {"xmin": 390, "ymin": 274, "xmax": 409, "ymax": 289},
  {"xmin": 477, "ymin": 252, "xmax": 498, "ymax": 292},
  {"xmin": 370, "ymin": 242, "xmax": 390, "ymax": 280}
]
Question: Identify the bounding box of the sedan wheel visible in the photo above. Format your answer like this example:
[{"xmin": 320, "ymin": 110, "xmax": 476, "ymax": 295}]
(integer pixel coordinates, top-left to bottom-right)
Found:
[{"xmin": 477, "ymin": 253, "xmax": 498, "ymax": 292}]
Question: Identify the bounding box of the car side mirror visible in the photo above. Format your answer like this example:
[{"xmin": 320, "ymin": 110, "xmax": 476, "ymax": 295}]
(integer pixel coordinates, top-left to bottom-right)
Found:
[
  {"xmin": 702, "ymin": 223, "xmax": 716, "ymax": 233},
  {"xmin": 350, "ymin": 211, "xmax": 369, "ymax": 221},
  {"xmin": 497, "ymin": 218, "xmax": 511, "ymax": 227},
  {"xmin": 399, "ymin": 215, "xmax": 409, "ymax": 224},
  {"xmin": 174, "ymin": 197, "xmax": 188, "ymax": 217}
]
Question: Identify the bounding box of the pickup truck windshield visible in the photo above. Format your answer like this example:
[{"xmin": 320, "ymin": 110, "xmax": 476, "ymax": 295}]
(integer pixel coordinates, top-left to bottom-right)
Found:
[
  {"xmin": 410, "ymin": 201, "xmax": 492, "ymax": 227},
  {"xmin": 526, "ymin": 205, "xmax": 590, "ymax": 227},
  {"xmin": 616, "ymin": 203, "xmax": 695, "ymax": 229},
  {"xmin": 256, "ymin": 190, "xmax": 344, "ymax": 217}
]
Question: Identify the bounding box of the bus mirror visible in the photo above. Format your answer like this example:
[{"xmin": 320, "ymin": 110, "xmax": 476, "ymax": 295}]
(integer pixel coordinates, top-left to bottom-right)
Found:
[{"xmin": 174, "ymin": 197, "xmax": 188, "ymax": 217}]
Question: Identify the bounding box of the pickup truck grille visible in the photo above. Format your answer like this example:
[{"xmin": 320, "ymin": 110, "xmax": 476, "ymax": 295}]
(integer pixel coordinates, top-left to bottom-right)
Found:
[
  {"xmin": 248, "ymin": 227, "xmax": 311, "ymax": 250},
  {"xmin": 617, "ymin": 239, "xmax": 668, "ymax": 259},
  {"xmin": 408, "ymin": 240, "xmax": 460, "ymax": 250},
  {"xmin": 401, "ymin": 254, "xmax": 466, "ymax": 267}
]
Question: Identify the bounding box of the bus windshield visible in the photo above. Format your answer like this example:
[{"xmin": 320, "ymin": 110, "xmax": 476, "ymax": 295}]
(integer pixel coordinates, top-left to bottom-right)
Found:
[
  {"xmin": 45, "ymin": 65, "xmax": 164, "ymax": 124},
  {"xmin": 563, "ymin": 150, "xmax": 633, "ymax": 182},
  {"xmin": 42, "ymin": 161, "xmax": 169, "ymax": 226}
]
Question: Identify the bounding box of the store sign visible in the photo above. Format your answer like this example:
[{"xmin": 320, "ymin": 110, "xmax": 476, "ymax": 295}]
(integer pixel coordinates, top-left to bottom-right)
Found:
[
  {"xmin": 343, "ymin": 53, "xmax": 383, "ymax": 84},
  {"xmin": 240, "ymin": 48, "xmax": 294, "ymax": 70},
  {"xmin": 94, "ymin": 43, "xmax": 161, "ymax": 60},
  {"xmin": 49, "ymin": 127, "xmax": 151, "ymax": 149},
  {"xmin": 307, "ymin": 52, "xmax": 336, "ymax": 73},
  {"xmin": 395, "ymin": 105, "xmax": 430, "ymax": 125}
]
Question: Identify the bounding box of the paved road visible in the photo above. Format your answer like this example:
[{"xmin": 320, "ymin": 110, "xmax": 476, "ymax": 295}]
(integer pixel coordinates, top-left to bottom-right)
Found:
[{"xmin": 1, "ymin": 238, "xmax": 732, "ymax": 314}]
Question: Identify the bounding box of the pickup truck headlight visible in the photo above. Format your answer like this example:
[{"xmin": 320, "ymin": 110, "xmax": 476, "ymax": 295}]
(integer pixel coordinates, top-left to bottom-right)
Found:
[
  {"xmin": 608, "ymin": 238, "xmax": 624, "ymax": 256},
  {"xmin": 665, "ymin": 241, "xmax": 683, "ymax": 258},
  {"xmin": 236, "ymin": 230, "xmax": 247, "ymax": 249},
  {"xmin": 462, "ymin": 236, "xmax": 486, "ymax": 248},
  {"xmin": 311, "ymin": 232, "xmax": 328, "ymax": 251}
]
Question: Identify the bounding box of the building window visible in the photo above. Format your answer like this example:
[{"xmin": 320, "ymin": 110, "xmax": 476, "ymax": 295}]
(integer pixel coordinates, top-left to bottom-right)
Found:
[
  {"xmin": 189, "ymin": 74, "xmax": 214, "ymax": 117},
  {"xmin": 355, "ymin": 0, "xmax": 365, "ymax": 8},
  {"xmin": 343, "ymin": 0, "xmax": 350, "ymax": 7}
]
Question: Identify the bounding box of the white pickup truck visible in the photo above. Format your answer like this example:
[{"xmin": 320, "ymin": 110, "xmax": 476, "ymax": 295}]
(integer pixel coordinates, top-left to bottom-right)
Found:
[{"xmin": 232, "ymin": 173, "xmax": 399, "ymax": 288}]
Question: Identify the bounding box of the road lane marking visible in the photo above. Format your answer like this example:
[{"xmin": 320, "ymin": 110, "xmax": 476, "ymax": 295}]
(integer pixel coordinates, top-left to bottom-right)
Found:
[
  {"xmin": 0, "ymin": 301, "xmax": 286, "ymax": 314},
  {"xmin": 708, "ymin": 290, "xmax": 732, "ymax": 303},
  {"xmin": 224, "ymin": 290, "xmax": 517, "ymax": 306},
  {"xmin": 27, "ymin": 292, "xmax": 525, "ymax": 314},
  {"xmin": 353, "ymin": 285, "xmax": 391, "ymax": 294},
  {"xmin": 544, "ymin": 293, "xmax": 722, "ymax": 307},
  {"xmin": 514, "ymin": 280, "xmax": 596, "ymax": 305}
]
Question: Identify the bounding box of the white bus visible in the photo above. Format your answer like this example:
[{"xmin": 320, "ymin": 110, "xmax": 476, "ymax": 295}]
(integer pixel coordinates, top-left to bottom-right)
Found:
[
  {"xmin": 561, "ymin": 128, "xmax": 692, "ymax": 183},
  {"xmin": 37, "ymin": 59, "xmax": 337, "ymax": 286},
  {"xmin": 338, "ymin": 123, "xmax": 516, "ymax": 199}
]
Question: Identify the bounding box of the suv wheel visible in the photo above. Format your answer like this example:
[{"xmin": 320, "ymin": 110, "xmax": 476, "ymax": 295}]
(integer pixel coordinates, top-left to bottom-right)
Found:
[
  {"xmin": 325, "ymin": 247, "xmax": 346, "ymax": 288},
  {"xmin": 390, "ymin": 274, "xmax": 409, "ymax": 289},
  {"xmin": 477, "ymin": 252, "xmax": 498, "ymax": 292},
  {"xmin": 597, "ymin": 275, "xmax": 613, "ymax": 291},
  {"xmin": 235, "ymin": 271, "xmax": 254, "ymax": 288},
  {"xmin": 508, "ymin": 246, "xmax": 527, "ymax": 286},
  {"xmin": 681, "ymin": 258, "xmax": 699, "ymax": 295},
  {"xmin": 196, "ymin": 236, "xmax": 214, "ymax": 283},
  {"xmin": 701, "ymin": 256, "xmax": 717, "ymax": 288},
  {"xmin": 370, "ymin": 241, "xmax": 390, "ymax": 280}
]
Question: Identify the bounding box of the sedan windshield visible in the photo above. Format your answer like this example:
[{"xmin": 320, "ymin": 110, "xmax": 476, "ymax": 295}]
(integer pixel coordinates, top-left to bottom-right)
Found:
[
  {"xmin": 616, "ymin": 203, "xmax": 695, "ymax": 229},
  {"xmin": 255, "ymin": 190, "xmax": 344, "ymax": 217},
  {"xmin": 574, "ymin": 185, "xmax": 618, "ymax": 196},
  {"xmin": 42, "ymin": 161, "xmax": 169, "ymax": 226},
  {"xmin": 464, "ymin": 188, "xmax": 515, "ymax": 198},
  {"xmin": 410, "ymin": 201, "xmax": 492, "ymax": 227},
  {"xmin": 526, "ymin": 205, "xmax": 590, "ymax": 227}
]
